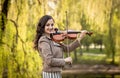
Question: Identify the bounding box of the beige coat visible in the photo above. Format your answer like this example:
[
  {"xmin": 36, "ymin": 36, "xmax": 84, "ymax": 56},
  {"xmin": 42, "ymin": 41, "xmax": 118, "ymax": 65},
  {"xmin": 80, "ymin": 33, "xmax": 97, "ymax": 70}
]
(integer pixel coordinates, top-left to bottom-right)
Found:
[{"xmin": 38, "ymin": 35, "xmax": 80, "ymax": 72}]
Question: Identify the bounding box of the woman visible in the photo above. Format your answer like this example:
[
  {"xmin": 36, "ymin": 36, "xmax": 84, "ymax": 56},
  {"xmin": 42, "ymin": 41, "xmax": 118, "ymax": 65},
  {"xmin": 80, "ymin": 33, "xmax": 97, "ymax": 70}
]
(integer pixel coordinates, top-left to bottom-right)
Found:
[{"xmin": 34, "ymin": 15, "xmax": 87, "ymax": 78}]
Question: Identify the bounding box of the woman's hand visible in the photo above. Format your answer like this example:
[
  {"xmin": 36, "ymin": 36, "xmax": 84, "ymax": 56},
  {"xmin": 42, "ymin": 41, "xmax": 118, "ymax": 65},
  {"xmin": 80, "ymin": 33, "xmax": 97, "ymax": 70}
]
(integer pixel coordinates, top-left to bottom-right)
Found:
[
  {"xmin": 80, "ymin": 30, "xmax": 88, "ymax": 39},
  {"xmin": 64, "ymin": 57, "xmax": 72, "ymax": 64},
  {"xmin": 77, "ymin": 30, "xmax": 88, "ymax": 41}
]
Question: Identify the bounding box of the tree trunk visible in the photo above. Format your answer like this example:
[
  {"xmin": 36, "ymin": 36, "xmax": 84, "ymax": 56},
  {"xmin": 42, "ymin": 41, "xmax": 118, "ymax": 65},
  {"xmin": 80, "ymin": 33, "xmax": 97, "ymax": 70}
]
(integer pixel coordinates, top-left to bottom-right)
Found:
[
  {"xmin": 108, "ymin": 0, "xmax": 115, "ymax": 64},
  {"xmin": 100, "ymin": 44, "xmax": 103, "ymax": 52},
  {"xmin": 74, "ymin": 49, "xmax": 77, "ymax": 62},
  {"xmin": 0, "ymin": 0, "xmax": 11, "ymax": 78}
]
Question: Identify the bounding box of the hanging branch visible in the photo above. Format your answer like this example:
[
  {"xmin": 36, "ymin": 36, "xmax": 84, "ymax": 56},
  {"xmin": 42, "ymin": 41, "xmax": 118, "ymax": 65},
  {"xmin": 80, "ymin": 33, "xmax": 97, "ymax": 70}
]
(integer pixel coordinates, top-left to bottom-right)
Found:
[
  {"xmin": 37, "ymin": 0, "xmax": 41, "ymax": 5},
  {"xmin": 9, "ymin": 19, "xmax": 27, "ymax": 54}
]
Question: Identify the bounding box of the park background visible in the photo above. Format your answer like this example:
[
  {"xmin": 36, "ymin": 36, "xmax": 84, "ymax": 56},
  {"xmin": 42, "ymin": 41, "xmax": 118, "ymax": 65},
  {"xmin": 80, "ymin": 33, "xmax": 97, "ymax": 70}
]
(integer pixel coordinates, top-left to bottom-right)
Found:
[{"xmin": 0, "ymin": 0, "xmax": 120, "ymax": 78}]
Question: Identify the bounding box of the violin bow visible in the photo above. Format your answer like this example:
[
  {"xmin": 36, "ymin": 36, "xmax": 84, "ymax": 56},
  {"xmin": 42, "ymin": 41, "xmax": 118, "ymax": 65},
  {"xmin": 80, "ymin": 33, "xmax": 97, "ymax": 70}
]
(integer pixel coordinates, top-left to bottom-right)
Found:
[
  {"xmin": 65, "ymin": 11, "xmax": 70, "ymax": 57},
  {"xmin": 66, "ymin": 11, "xmax": 72, "ymax": 67}
]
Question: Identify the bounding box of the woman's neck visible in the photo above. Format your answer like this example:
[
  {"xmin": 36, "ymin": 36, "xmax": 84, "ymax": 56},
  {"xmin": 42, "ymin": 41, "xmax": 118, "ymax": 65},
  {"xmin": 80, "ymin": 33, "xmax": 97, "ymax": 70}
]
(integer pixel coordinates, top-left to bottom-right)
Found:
[{"xmin": 44, "ymin": 33, "xmax": 51, "ymax": 39}]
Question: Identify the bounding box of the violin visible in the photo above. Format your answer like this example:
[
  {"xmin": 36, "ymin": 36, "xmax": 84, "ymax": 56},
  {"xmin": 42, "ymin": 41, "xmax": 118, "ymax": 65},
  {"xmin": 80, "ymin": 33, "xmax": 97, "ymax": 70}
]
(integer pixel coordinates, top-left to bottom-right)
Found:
[{"xmin": 50, "ymin": 28, "xmax": 93, "ymax": 42}]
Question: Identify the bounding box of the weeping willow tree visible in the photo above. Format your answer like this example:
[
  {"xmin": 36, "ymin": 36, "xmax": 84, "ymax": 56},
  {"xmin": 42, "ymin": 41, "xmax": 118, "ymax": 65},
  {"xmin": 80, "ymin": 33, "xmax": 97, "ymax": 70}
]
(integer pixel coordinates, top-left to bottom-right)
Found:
[
  {"xmin": 55, "ymin": 0, "xmax": 83, "ymax": 30},
  {"xmin": 80, "ymin": 0, "xmax": 120, "ymax": 64},
  {"xmin": 56, "ymin": 0, "xmax": 120, "ymax": 64},
  {"xmin": 0, "ymin": 0, "xmax": 45, "ymax": 78}
]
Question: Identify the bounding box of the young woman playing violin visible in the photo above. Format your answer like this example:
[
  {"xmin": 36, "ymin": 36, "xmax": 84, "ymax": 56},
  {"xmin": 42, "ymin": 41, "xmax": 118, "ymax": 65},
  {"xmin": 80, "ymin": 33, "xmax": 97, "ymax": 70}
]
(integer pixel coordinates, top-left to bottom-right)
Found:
[{"xmin": 34, "ymin": 15, "xmax": 88, "ymax": 78}]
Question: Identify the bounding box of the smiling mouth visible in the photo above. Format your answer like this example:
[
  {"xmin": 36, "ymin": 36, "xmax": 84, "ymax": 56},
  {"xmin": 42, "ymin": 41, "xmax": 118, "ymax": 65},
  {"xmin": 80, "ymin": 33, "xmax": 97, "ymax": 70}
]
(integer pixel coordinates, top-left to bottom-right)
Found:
[{"xmin": 48, "ymin": 29, "xmax": 54, "ymax": 33}]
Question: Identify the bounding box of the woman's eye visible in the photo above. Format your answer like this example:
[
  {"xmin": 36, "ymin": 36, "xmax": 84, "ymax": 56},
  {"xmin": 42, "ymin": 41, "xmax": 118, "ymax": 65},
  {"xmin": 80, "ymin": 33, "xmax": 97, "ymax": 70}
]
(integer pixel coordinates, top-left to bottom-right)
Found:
[
  {"xmin": 51, "ymin": 24, "xmax": 54, "ymax": 26},
  {"xmin": 46, "ymin": 24, "xmax": 50, "ymax": 26}
]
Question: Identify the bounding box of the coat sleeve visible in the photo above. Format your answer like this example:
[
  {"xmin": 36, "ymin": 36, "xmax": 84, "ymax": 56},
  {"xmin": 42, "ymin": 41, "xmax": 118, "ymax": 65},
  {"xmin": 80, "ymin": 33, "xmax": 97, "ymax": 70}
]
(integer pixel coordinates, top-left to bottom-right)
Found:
[
  {"xmin": 38, "ymin": 41, "xmax": 65, "ymax": 67},
  {"xmin": 61, "ymin": 39, "xmax": 81, "ymax": 52}
]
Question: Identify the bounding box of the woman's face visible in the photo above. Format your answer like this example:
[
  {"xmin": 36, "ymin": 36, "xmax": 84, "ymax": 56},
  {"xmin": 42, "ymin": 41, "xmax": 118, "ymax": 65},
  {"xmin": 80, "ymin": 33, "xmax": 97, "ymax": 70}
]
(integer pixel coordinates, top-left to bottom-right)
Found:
[{"xmin": 44, "ymin": 19, "xmax": 54, "ymax": 35}]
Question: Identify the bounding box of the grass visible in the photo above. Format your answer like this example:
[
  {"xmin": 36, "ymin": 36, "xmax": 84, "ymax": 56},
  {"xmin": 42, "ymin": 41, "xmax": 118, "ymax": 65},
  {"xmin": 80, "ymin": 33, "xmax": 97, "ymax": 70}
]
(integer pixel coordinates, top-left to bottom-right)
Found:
[
  {"xmin": 74, "ymin": 54, "xmax": 107, "ymax": 65},
  {"xmin": 64, "ymin": 48, "xmax": 120, "ymax": 65},
  {"xmin": 80, "ymin": 48, "xmax": 105, "ymax": 54},
  {"xmin": 65, "ymin": 48, "xmax": 108, "ymax": 65}
]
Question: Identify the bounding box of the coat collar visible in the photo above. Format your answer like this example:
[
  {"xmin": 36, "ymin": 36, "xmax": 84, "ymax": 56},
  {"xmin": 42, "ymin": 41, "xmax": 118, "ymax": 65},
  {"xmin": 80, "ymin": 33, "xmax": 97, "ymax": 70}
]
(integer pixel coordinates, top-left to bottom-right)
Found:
[{"xmin": 42, "ymin": 33, "xmax": 51, "ymax": 40}]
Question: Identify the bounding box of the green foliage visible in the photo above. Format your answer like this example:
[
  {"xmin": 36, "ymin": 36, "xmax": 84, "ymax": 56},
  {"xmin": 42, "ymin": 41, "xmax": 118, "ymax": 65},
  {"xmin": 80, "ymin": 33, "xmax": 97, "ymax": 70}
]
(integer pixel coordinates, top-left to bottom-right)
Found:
[
  {"xmin": 0, "ymin": 0, "xmax": 120, "ymax": 78},
  {"xmin": 0, "ymin": 0, "xmax": 43, "ymax": 78}
]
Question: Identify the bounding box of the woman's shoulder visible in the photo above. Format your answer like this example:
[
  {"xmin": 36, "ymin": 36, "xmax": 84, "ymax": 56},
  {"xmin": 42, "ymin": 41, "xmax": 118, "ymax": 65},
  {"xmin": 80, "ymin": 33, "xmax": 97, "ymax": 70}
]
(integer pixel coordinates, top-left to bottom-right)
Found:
[{"xmin": 38, "ymin": 35, "xmax": 50, "ymax": 43}]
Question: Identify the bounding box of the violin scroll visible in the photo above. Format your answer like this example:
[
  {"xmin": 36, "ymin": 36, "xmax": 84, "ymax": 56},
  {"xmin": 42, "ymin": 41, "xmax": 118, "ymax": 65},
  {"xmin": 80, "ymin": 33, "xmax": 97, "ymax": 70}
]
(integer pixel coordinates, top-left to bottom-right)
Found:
[{"xmin": 86, "ymin": 32, "xmax": 93, "ymax": 36}]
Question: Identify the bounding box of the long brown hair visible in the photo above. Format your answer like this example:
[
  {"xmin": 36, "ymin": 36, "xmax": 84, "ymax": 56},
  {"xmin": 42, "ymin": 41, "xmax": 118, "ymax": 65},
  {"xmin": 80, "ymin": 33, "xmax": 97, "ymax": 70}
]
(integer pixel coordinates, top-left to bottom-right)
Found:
[{"xmin": 34, "ymin": 15, "xmax": 54, "ymax": 50}]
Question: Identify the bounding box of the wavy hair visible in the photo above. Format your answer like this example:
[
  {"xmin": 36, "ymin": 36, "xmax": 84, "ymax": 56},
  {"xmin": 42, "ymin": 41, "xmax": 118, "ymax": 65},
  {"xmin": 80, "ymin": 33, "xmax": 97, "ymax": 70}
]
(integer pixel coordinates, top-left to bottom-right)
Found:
[{"xmin": 34, "ymin": 15, "xmax": 54, "ymax": 50}]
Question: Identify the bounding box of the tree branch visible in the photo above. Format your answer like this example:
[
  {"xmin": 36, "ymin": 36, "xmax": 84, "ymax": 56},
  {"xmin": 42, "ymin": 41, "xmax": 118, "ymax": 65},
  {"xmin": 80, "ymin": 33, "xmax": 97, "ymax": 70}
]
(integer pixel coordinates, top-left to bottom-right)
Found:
[{"xmin": 9, "ymin": 19, "xmax": 27, "ymax": 54}]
